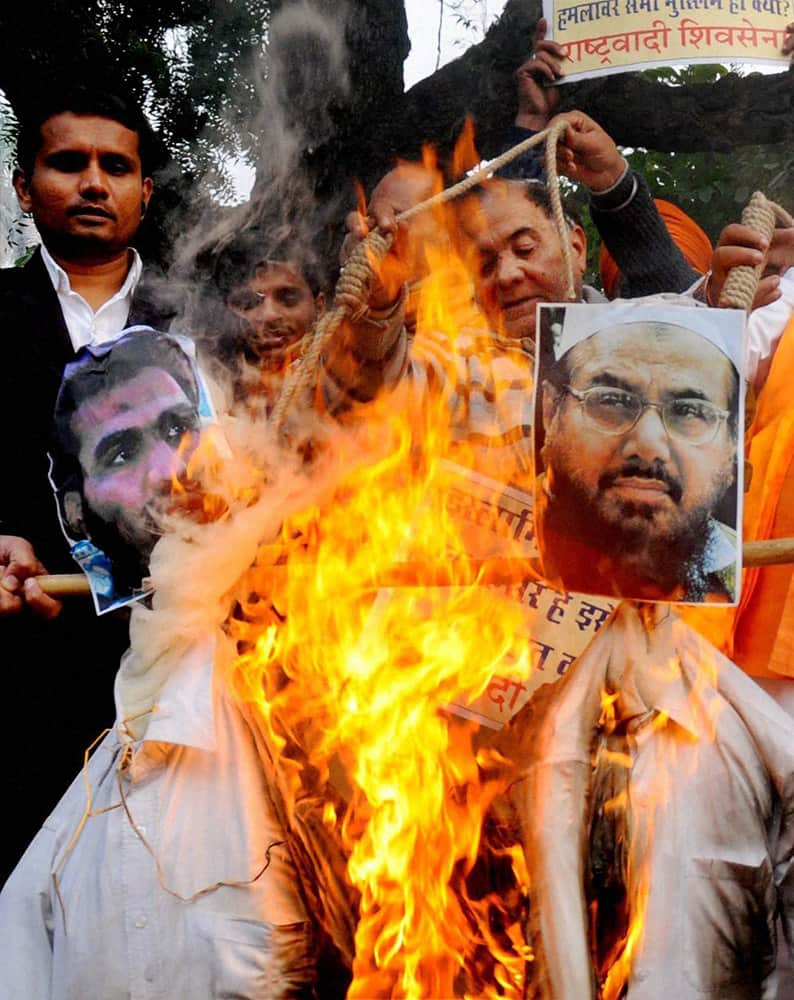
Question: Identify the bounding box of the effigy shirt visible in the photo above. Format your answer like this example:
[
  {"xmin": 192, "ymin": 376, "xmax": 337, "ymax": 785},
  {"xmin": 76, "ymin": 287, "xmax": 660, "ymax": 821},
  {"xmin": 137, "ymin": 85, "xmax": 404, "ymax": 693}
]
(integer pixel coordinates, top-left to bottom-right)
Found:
[
  {"xmin": 507, "ymin": 605, "xmax": 794, "ymax": 999},
  {"xmin": 0, "ymin": 632, "xmax": 315, "ymax": 1000}
]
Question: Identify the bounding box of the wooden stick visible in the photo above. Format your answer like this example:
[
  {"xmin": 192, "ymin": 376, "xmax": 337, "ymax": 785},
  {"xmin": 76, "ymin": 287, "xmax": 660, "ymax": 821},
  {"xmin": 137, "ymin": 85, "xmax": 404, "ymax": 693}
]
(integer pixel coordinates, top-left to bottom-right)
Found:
[
  {"xmin": 37, "ymin": 574, "xmax": 92, "ymax": 597},
  {"xmin": 35, "ymin": 536, "xmax": 794, "ymax": 598},
  {"xmin": 743, "ymin": 538, "xmax": 794, "ymax": 567}
]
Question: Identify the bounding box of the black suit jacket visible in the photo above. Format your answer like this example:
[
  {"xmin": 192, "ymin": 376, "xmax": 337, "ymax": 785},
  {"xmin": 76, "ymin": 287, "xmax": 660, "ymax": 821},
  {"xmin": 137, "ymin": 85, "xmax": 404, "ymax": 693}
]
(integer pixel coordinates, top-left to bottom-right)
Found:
[{"xmin": 0, "ymin": 249, "xmax": 175, "ymax": 883}]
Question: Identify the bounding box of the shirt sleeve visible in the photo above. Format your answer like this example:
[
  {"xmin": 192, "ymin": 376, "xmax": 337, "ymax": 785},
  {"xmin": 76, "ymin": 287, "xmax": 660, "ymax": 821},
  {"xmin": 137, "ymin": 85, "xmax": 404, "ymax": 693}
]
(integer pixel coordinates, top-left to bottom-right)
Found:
[
  {"xmin": 746, "ymin": 266, "xmax": 794, "ymax": 387},
  {"xmin": 320, "ymin": 287, "xmax": 409, "ymax": 410},
  {"xmin": 590, "ymin": 168, "xmax": 700, "ymax": 298}
]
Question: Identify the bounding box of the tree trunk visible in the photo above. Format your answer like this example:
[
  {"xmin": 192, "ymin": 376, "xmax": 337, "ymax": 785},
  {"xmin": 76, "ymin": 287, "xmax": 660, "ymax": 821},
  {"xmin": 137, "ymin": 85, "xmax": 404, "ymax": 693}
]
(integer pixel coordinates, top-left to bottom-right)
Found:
[{"xmin": 275, "ymin": 0, "xmax": 794, "ymax": 208}]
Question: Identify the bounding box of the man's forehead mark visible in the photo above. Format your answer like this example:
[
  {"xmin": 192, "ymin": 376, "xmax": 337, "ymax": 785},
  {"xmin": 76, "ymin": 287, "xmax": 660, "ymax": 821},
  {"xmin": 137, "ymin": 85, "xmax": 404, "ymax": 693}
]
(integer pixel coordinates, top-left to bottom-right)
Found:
[
  {"xmin": 72, "ymin": 370, "xmax": 188, "ymax": 435},
  {"xmin": 253, "ymin": 260, "xmax": 307, "ymax": 283}
]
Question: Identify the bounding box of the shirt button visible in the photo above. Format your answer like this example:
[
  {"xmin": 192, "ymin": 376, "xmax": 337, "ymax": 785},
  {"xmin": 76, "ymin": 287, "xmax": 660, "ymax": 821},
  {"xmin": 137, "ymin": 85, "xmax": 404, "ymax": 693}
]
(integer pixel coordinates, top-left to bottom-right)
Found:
[
  {"xmin": 136, "ymin": 825, "xmax": 146, "ymax": 837},
  {"xmin": 134, "ymin": 914, "xmax": 148, "ymax": 929}
]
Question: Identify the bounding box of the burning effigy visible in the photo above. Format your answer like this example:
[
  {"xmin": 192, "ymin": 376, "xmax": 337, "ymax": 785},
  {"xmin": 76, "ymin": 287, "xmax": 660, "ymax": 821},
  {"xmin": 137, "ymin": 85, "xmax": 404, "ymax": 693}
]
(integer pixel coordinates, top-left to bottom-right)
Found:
[
  {"xmin": 5, "ymin": 96, "xmax": 794, "ymax": 999},
  {"xmin": 96, "ymin": 154, "xmax": 794, "ymax": 997}
]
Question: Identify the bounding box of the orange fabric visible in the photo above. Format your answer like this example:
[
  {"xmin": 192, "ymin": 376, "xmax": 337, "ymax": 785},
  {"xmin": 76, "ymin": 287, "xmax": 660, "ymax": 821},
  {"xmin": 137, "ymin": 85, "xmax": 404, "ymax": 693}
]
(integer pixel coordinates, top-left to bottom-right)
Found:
[
  {"xmin": 729, "ymin": 315, "xmax": 794, "ymax": 677},
  {"xmin": 680, "ymin": 317, "xmax": 794, "ymax": 667},
  {"xmin": 654, "ymin": 199, "xmax": 713, "ymax": 274},
  {"xmin": 599, "ymin": 243, "xmax": 622, "ymax": 300},
  {"xmin": 599, "ymin": 199, "xmax": 713, "ymax": 298}
]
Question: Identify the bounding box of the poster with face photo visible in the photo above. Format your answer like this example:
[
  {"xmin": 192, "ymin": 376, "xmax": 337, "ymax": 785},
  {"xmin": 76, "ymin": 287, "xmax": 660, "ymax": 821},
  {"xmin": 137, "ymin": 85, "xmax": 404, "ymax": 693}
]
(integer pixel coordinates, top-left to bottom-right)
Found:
[
  {"xmin": 48, "ymin": 326, "xmax": 216, "ymax": 615},
  {"xmin": 533, "ymin": 302, "xmax": 745, "ymax": 605}
]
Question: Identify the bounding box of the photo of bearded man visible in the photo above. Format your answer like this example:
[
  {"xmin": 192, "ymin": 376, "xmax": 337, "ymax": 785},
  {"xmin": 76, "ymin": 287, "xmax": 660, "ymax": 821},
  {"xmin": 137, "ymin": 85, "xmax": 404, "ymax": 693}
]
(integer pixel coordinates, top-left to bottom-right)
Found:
[{"xmin": 534, "ymin": 302, "xmax": 744, "ymax": 604}]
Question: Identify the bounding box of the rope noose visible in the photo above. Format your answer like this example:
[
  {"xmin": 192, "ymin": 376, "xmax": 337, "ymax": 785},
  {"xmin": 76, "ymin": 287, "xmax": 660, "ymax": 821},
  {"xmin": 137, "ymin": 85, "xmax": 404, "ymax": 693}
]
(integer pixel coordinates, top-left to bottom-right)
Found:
[
  {"xmin": 718, "ymin": 192, "xmax": 777, "ymax": 312},
  {"xmin": 718, "ymin": 192, "xmax": 794, "ymax": 312},
  {"xmin": 268, "ymin": 230, "xmax": 393, "ymax": 428},
  {"xmin": 716, "ymin": 192, "xmax": 793, "ymax": 445},
  {"xmin": 271, "ymin": 120, "xmax": 574, "ymax": 433}
]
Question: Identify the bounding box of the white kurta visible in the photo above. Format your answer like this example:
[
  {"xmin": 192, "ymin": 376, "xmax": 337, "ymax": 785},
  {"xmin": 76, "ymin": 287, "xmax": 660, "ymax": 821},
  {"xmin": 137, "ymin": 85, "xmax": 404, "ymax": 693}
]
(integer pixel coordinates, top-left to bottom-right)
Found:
[
  {"xmin": 507, "ymin": 605, "xmax": 794, "ymax": 999},
  {"xmin": 0, "ymin": 634, "xmax": 315, "ymax": 1000}
]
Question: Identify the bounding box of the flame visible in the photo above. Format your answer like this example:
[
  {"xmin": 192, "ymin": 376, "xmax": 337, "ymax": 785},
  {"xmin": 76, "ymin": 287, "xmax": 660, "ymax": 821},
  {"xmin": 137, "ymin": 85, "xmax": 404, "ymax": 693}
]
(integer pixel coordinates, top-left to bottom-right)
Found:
[
  {"xmin": 167, "ymin": 422, "xmax": 262, "ymax": 527},
  {"xmin": 216, "ymin": 203, "xmax": 544, "ymax": 997},
  {"xmin": 230, "ymin": 416, "xmax": 535, "ymax": 995},
  {"xmin": 353, "ymin": 178, "xmax": 369, "ymax": 235},
  {"xmin": 450, "ymin": 118, "xmax": 480, "ymax": 179},
  {"xmin": 161, "ymin": 138, "xmax": 728, "ymax": 997},
  {"xmin": 587, "ymin": 614, "xmax": 727, "ymax": 1000}
]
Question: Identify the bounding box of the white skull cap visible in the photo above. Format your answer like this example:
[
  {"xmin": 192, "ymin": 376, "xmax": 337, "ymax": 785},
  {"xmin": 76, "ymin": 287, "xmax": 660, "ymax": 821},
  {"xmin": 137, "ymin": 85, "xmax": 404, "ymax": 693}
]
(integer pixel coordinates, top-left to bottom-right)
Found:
[{"xmin": 548, "ymin": 300, "xmax": 744, "ymax": 374}]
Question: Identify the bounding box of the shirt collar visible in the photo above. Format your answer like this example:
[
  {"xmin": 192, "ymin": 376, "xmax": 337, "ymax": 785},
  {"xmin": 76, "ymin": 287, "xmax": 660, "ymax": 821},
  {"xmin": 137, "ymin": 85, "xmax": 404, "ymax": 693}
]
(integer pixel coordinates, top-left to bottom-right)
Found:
[
  {"xmin": 631, "ymin": 653, "xmax": 702, "ymax": 740},
  {"xmin": 40, "ymin": 242, "xmax": 143, "ymax": 302},
  {"xmin": 115, "ymin": 629, "xmax": 217, "ymax": 753}
]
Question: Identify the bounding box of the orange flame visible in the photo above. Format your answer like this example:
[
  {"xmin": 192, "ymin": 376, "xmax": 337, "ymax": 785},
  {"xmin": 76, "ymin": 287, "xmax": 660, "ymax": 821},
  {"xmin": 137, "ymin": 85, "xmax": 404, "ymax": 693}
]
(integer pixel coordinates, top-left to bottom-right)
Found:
[
  {"xmin": 220, "ymin": 213, "xmax": 542, "ymax": 996},
  {"xmin": 167, "ymin": 136, "xmax": 722, "ymax": 997},
  {"xmin": 451, "ymin": 118, "xmax": 480, "ymax": 179},
  {"xmin": 353, "ymin": 177, "xmax": 369, "ymax": 235},
  {"xmin": 589, "ymin": 622, "xmax": 727, "ymax": 999}
]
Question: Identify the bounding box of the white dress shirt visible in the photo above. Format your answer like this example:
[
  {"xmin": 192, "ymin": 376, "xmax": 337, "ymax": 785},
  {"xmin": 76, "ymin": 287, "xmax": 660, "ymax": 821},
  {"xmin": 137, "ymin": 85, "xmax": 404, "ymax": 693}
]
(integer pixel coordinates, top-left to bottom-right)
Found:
[
  {"xmin": 40, "ymin": 243, "xmax": 143, "ymax": 351},
  {"xmin": 0, "ymin": 630, "xmax": 316, "ymax": 999}
]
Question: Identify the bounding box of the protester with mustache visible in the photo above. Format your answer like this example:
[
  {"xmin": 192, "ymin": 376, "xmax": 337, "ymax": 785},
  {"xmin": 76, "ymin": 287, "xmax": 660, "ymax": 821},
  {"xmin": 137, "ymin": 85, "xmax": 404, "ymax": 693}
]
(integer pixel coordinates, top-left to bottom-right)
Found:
[
  {"xmin": 191, "ymin": 225, "xmax": 409, "ymax": 423},
  {"xmin": 536, "ymin": 310, "xmax": 740, "ymax": 602},
  {"xmin": 0, "ymin": 84, "xmax": 173, "ymax": 881},
  {"xmin": 190, "ymin": 229, "xmax": 329, "ymax": 411},
  {"xmin": 334, "ymin": 125, "xmax": 602, "ymax": 485}
]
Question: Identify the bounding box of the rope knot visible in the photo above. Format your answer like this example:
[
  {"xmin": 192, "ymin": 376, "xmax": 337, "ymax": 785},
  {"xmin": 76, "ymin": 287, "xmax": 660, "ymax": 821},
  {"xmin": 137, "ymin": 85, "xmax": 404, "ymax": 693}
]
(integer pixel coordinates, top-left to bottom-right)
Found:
[
  {"xmin": 336, "ymin": 229, "xmax": 393, "ymax": 322},
  {"xmin": 718, "ymin": 192, "xmax": 793, "ymax": 312}
]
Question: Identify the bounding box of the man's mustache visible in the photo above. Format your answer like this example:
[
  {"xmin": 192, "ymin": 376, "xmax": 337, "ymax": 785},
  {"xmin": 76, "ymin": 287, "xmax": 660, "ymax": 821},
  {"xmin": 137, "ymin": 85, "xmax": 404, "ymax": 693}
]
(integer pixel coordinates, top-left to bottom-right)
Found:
[
  {"xmin": 244, "ymin": 323, "xmax": 303, "ymax": 352},
  {"xmin": 68, "ymin": 204, "xmax": 115, "ymax": 219},
  {"xmin": 598, "ymin": 459, "xmax": 683, "ymax": 504},
  {"xmin": 251, "ymin": 321, "xmax": 297, "ymax": 338}
]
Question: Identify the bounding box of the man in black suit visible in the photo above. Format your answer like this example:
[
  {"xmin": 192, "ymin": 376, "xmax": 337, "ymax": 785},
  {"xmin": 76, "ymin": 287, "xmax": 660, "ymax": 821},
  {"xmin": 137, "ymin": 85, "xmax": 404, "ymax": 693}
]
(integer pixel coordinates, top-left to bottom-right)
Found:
[{"xmin": 0, "ymin": 86, "xmax": 172, "ymax": 881}]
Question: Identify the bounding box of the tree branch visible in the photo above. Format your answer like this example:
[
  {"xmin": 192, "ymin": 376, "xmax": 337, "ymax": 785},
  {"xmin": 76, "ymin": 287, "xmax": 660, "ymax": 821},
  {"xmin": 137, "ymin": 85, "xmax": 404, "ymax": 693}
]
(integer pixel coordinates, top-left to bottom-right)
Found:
[{"xmin": 564, "ymin": 66, "xmax": 794, "ymax": 153}]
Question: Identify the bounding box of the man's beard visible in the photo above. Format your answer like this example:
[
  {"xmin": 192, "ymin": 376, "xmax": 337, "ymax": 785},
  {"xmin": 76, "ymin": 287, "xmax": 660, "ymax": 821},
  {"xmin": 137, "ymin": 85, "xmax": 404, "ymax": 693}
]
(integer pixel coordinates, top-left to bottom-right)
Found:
[
  {"xmin": 545, "ymin": 458, "xmax": 714, "ymax": 599},
  {"xmin": 83, "ymin": 505, "xmax": 155, "ymax": 596}
]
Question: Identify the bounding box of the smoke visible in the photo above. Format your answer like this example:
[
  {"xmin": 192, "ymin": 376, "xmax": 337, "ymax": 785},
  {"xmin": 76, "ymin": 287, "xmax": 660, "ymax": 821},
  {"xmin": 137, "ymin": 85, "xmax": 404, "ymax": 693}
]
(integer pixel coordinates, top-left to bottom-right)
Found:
[
  {"xmin": 171, "ymin": 0, "xmax": 352, "ymax": 375},
  {"xmin": 256, "ymin": 0, "xmax": 350, "ymax": 182},
  {"xmin": 129, "ymin": 388, "xmax": 401, "ymax": 690},
  {"xmin": 133, "ymin": 1, "xmax": 364, "ymax": 651}
]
